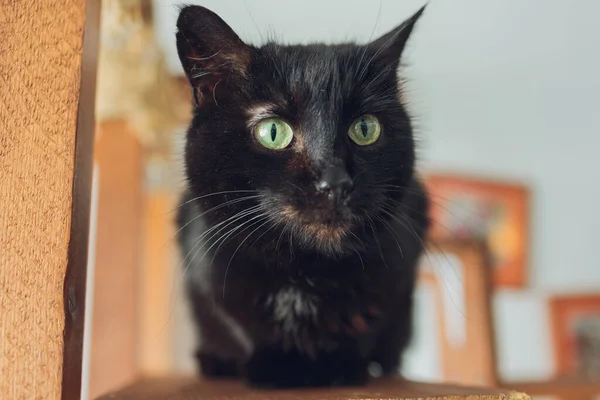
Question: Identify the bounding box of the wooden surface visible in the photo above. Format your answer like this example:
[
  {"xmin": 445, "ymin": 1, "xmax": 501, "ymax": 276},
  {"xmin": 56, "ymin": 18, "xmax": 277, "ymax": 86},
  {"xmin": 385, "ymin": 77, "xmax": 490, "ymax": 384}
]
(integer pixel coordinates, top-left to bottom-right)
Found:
[
  {"xmin": 0, "ymin": 1, "xmax": 98, "ymax": 399},
  {"xmin": 505, "ymin": 377, "xmax": 600, "ymax": 398},
  {"xmin": 98, "ymin": 378, "xmax": 529, "ymax": 400},
  {"xmin": 90, "ymin": 121, "xmax": 143, "ymax": 399}
]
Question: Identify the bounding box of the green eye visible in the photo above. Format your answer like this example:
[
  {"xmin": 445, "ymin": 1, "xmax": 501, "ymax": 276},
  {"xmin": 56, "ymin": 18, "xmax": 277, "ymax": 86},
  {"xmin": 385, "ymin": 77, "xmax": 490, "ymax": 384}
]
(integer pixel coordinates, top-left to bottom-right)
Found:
[
  {"xmin": 254, "ymin": 119, "xmax": 294, "ymax": 150},
  {"xmin": 348, "ymin": 115, "xmax": 381, "ymax": 146}
]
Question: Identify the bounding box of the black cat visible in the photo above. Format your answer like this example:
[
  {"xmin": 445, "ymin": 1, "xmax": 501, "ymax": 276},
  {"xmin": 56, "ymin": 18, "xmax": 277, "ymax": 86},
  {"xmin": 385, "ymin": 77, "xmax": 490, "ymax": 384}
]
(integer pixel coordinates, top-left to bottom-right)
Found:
[{"xmin": 175, "ymin": 4, "xmax": 430, "ymax": 388}]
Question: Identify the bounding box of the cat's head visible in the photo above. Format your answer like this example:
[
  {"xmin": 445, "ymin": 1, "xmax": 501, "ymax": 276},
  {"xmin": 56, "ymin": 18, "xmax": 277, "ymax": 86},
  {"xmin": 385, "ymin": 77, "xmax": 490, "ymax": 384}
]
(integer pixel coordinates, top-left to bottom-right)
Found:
[{"xmin": 176, "ymin": 5, "xmax": 424, "ymax": 255}]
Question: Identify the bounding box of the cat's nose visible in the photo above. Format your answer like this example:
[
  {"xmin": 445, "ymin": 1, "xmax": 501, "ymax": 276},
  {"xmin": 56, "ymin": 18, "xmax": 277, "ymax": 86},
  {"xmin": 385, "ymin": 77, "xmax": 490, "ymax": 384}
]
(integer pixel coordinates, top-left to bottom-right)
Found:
[{"xmin": 316, "ymin": 166, "xmax": 353, "ymax": 205}]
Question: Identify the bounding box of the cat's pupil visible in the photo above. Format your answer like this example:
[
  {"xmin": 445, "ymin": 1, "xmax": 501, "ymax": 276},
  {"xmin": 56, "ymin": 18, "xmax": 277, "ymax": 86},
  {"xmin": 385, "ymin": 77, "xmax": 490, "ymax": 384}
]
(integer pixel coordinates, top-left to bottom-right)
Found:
[
  {"xmin": 270, "ymin": 123, "xmax": 277, "ymax": 141},
  {"xmin": 360, "ymin": 119, "xmax": 368, "ymax": 137}
]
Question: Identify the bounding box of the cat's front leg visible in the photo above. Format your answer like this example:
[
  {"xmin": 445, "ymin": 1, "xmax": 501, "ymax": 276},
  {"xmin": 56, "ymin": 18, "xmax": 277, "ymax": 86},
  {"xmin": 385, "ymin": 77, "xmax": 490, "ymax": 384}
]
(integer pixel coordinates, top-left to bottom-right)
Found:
[{"xmin": 244, "ymin": 344, "xmax": 369, "ymax": 388}]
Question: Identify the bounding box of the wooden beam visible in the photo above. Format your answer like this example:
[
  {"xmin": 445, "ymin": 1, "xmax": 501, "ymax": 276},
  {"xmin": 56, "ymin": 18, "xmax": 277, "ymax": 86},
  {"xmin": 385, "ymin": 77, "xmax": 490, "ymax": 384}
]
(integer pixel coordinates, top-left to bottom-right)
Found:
[{"xmin": 0, "ymin": 1, "xmax": 99, "ymax": 399}]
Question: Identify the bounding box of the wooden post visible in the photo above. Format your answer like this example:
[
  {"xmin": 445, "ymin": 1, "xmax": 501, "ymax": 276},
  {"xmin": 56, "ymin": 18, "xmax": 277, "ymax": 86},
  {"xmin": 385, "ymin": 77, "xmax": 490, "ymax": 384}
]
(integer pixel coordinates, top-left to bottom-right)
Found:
[
  {"xmin": 89, "ymin": 121, "xmax": 143, "ymax": 399},
  {"xmin": 0, "ymin": 1, "xmax": 99, "ymax": 399},
  {"xmin": 138, "ymin": 189, "xmax": 177, "ymax": 375}
]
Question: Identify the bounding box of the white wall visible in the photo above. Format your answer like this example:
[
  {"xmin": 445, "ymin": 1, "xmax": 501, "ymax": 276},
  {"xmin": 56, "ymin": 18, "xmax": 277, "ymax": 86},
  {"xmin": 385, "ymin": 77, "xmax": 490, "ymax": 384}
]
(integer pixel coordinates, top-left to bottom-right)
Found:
[{"xmin": 153, "ymin": 0, "xmax": 600, "ymax": 382}]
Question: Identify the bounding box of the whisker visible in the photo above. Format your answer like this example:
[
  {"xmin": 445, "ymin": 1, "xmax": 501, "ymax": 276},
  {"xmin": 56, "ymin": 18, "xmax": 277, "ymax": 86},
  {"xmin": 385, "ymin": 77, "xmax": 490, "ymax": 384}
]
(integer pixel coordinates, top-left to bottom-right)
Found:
[
  {"xmin": 380, "ymin": 205, "xmax": 422, "ymax": 244},
  {"xmin": 379, "ymin": 202, "xmax": 469, "ymax": 320},
  {"xmin": 381, "ymin": 183, "xmax": 473, "ymax": 218},
  {"xmin": 357, "ymin": 20, "xmax": 402, "ymax": 82},
  {"xmin": 188, "ymin": 50, "xmax": 222, "ymax": 61},
  {"xmin": 173, "ymin": 206, "xmax": 262, "ymax": 276},
  {"xmin": 288, "ymin": 225, "xmax": 294, "ymax": 260},
  {"xmin": 166, "ymin": 189, "xmax": 259, "ymax": 215},
  {"xmin": 208, "ymin": 211, "xmax": 269, "ymax": 265},
  {"xmin": 170, "ymin": 195, "xmax": 262, "ymax": 243},
  {"xmin": 356, "ymin": 0, "xmax": 383, "ymax": 82},
  {"xmin": 244, "ymin": 0, "xmax": 264, "ymax": 43},
  {"xmin": 366, "ymin": 214, "xmax": 388, "ymax": 268},
  {"xmin": 180, "ymin": 205, "xmax": 263, "ymax": 269},
  {"xmin": 178, "ymin": 211, "xmax": 270, "ymax": 306},
  {"xmin": 250, "ymin": 219, "xmax": 279, "ymax": 249},
  {"xmin": 276, "ymin": 220, "xmax": 290, "ymax": 256},
  {"xmin": 383, "ymin": 195, "xmax": 461, "ymax": 239},
  {"xmin": 420, "ymin": 246, "xmax": 470, "ymax": 321},
  {"xmin": 390, "ymin": 197, "xmax": 470, "ymax": 288},
  {"xmin": 165, "ymin": 204, "xmax": 264, "ymax": 328},
  {"xmin": 374, "ymin": 214, "xmax": 404, "ymax": 259},
  {"xmin": 222, "ymin": 217, "xmax": 272, "ymax": 298},
  {"xmin": 351, "ymin": 242, "xmax": 365, "ymax": 270}
]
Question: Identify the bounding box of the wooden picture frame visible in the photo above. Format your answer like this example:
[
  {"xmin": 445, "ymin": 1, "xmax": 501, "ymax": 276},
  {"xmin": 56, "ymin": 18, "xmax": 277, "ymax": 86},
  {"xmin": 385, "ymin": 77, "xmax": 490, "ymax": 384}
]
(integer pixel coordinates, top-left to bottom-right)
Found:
[
  {"xmin": 550, "ymin": 294, "xmax": 600, "ymax": 378},
  {"xmin": 424, "ymin": 174, "xmax": 529, "ymax": 288}
]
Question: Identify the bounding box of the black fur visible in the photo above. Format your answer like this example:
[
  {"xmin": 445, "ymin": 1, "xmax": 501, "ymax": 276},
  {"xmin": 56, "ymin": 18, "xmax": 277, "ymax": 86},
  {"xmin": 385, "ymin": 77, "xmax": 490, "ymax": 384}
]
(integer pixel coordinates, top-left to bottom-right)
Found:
[{"xmin": 175, "ymin": 5, "xmax": 429, "ymax": 388}]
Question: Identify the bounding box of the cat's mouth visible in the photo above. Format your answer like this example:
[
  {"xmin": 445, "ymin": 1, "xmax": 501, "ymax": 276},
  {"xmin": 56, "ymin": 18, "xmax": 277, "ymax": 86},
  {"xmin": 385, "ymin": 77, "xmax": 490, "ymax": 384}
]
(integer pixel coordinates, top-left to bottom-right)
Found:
[{"xmin": 278, "ymin": 204, "xmax": 352, "ymax": 243}]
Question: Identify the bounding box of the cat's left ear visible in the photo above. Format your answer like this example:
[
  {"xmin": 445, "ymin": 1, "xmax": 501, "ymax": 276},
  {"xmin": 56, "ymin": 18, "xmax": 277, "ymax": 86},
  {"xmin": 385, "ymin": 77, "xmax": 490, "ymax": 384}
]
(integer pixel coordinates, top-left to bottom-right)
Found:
[
  {"xmin": 369, "ymin": 5, "xmax": 426, "ymax": 65},
  {"xmin": 176, "ymin": 6, "xmax": 251, "ymax": 106}
]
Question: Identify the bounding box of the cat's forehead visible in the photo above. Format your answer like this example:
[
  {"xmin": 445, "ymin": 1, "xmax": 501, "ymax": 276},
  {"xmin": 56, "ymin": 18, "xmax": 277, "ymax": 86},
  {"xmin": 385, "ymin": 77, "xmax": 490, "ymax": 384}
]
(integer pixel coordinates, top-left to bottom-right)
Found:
[
  {"xmin": 243, "ymin": 42, "xmax": 402, "ymax": 141},
  {"xmin": 257, "ymin": 43, "xmax": 362, "ymax": 91}
]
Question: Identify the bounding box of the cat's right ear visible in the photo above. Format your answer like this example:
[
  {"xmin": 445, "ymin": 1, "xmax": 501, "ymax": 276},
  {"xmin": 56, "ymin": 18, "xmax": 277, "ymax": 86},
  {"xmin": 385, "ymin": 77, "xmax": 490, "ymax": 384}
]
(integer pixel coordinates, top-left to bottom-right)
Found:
[
  {"xmin": 368, "ymin": 5, "xmax": 426, "ymax": 67},
  {"xmin": 176, "ymin": 6, "xmax": 251, "ymax": 106}
]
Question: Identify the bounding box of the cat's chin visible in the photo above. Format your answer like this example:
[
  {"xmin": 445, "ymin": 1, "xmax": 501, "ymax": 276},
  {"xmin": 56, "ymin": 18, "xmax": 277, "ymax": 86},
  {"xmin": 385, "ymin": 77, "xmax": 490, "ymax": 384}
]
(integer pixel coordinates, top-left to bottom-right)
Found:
[
  {"xmin": 303, "ymin": 222, "xmax": 348, "ymax": 244},
  {"xmin": 277, "ymin": 206, "xmax": 350, "ymax": 244},
  {"xmin": 286, "ymin": 221, "xmax": 352, "ymax": 256}
]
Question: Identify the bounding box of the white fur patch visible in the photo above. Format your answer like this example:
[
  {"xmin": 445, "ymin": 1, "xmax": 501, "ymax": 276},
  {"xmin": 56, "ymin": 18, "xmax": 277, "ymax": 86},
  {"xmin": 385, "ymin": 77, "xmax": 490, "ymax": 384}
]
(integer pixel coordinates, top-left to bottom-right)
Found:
[{"xmin": 272, "ymin": 286, "xmax": 318, "ymax": 331}]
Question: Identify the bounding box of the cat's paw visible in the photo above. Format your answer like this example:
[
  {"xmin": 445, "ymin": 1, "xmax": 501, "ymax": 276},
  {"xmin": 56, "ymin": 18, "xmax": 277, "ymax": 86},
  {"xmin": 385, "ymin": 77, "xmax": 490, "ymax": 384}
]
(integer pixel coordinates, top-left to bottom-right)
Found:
[
  {"xmin": 244, "ymin": 347, "xmax": 309, "ymax": 388},
  {"xmin": 244, "ymin": 346, "xmax": 369, "ymax": 388},
  {"xmin": 196, "ymin": 352, "xmax": 241, "ymax": 378}
]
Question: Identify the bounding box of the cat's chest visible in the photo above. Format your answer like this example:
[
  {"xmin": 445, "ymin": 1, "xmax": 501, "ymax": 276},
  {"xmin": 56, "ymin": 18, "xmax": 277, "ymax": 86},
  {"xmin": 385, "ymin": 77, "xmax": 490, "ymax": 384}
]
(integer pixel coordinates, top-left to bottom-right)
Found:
[
  {"xmin": 265, "ymin": 285, "xmax": 319, "ymax": 331},
  {"xmin": 255, "ymin": 278, "xmax": 386, "ymax": 354},
  {"xmin": 212, "ymin": 251, "xmax": 396, "ymax": 342}
]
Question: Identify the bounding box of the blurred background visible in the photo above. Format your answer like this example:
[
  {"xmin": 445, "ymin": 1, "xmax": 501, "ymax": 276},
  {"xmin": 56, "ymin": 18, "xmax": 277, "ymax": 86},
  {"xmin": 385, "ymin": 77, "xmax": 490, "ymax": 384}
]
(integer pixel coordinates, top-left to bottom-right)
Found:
[{"xmin": 84, "ymin": 0, "xmax": 600, "ymax": 399}]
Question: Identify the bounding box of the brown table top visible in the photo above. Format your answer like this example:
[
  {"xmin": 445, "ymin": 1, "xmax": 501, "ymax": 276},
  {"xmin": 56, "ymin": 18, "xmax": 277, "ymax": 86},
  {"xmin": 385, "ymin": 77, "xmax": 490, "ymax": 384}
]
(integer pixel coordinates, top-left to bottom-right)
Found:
[{"xmin": 98, "ymin": 377, "xmax": 530, "ymax": 400}]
